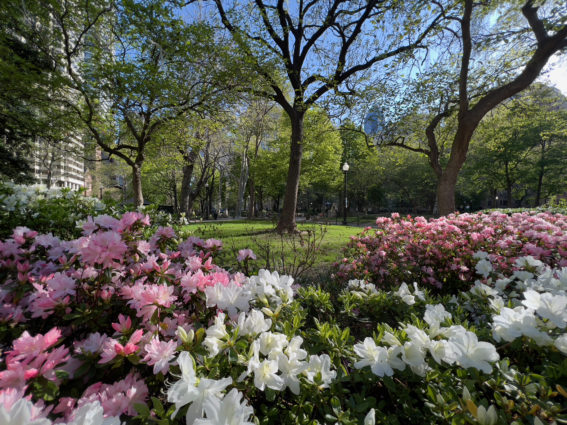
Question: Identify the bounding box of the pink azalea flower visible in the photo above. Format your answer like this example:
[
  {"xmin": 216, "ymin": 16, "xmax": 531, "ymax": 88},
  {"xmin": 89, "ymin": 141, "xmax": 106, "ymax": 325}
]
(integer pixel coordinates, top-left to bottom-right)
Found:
[
  {"xmin": 237, "ymin": 249, "xmax": 257, "ymax": 262},
  {"xmin": 10, "ymin": 328, "xmax": 61, "ymax": 361},
  {"xmin": 78, "ymin": 373, "xmax": 148, "ymax": 417},
  {"xmin": 204, "ymin": 238, "xmax": 223, "ymax": 251},
  {"xmin": 112, "ymin": 314, "xmax": 133, "ymax": 334},
  {"xmin": 142, "ymin": 337, "xmax": 177, "ymax": 375},
  {"xmin": 80, "ymin": 231, "xmax": 128, "ymax": 269},
  {"xmin": 115, "ymin": 212, "xmax": 151, "ymax": 233}
]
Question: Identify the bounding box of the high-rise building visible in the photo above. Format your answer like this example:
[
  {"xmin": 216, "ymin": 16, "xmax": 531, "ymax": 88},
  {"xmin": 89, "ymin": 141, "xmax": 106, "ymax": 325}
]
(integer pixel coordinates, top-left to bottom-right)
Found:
[{"xmin": 32, "ymin": 135, "xmax": 85, "ymax": 190}]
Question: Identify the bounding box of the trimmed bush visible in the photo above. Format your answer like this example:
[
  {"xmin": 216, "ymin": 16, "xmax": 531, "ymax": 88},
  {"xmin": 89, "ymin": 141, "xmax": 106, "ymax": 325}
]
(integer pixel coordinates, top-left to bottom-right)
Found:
[{"xmin": 334, "ymin": 212, "xmax": 567, "ymax": 293}]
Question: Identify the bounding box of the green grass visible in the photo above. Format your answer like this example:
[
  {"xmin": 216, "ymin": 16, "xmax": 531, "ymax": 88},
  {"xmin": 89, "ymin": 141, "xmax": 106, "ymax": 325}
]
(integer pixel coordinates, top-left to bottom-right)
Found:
[{"xmin": 180, "ymin": 220, "xmax": 364, "ymax": 281}]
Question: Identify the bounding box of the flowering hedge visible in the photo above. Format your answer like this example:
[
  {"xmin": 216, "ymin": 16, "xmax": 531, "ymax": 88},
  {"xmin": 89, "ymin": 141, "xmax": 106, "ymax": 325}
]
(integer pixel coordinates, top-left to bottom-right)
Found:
[
  {"xmin": 1, "ymin": 212, "xmax": 567, "ymax": 424},
  {"xmin": 334, "ymin": 211, "xmax": 567, "ymax": 293},
  {"xmin": 0, "ymin": 183, "xmax": 112, "ymax": 239}
]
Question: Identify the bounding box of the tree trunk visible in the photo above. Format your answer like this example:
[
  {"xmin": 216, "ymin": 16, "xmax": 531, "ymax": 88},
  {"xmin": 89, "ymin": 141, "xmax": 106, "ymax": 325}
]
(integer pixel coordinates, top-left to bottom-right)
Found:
[
  {"xmin": 171, "ymin": 170, "xmax": 179, "ymax": 213},
  {"xmin": 535, "ymin": 141, "xmax": 546, "ymax": 206},
  {"xmin": 436, "ymin": 170, "xmax": 459, "ymax": 216},
  {"xmin": 208, "ymin": 172, "xmax": 215, "ymax": 218},
  {"xmin": 276, "ymin": 111, "xmax": 305, "ymax": 233},
  {"xmin": 180, "ymin": 150, "xmax": 197, "ymax": 215},
  {"xmin": 248, "ymin": 176, "xmax": 256, "ymax": 218},
  {"xmin": 236, "ymin": 150, "xmax": 249, "ymax": 218},
  {"xmin": 505, "ymin": 161, "xmax": 513, "ymax": 208},
  {"xmin": 132, "ymin": 164, "xmax": 143, "ymax": 207}
]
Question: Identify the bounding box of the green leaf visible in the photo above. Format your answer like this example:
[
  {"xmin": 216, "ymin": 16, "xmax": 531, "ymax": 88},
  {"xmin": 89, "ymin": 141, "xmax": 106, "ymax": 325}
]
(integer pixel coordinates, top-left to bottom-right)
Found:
[{"xmin": 134, "ymin": 402, "xmax": 151, "ymax": 418}]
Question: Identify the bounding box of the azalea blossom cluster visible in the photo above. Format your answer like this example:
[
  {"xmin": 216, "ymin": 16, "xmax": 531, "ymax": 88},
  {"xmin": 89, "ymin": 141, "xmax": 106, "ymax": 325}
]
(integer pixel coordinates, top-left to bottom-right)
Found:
[
  {"xmin": 0, "ymin": 211, "xmax": 253, "ymax": 423},
  {"xmin": 0, "ymin": 211, "xmax": 339, "ymax": 424},
  {"xmin": 468, "ymin": 253, "xmax": 567, "ymax": 354},
  {"xmin": 353, "ymin": 301, "xmax": 500, "ymax": 377},
  {"xmin": 0, "ymin": 182, "xmax": 106, "ymax": 215},
  {"xmin": 2, "ymin": 207, "xmax": 567, "ymax": 424},
  {"xmin": 336, "ymin": 211, "xmax": 567, "ymax": 291}
]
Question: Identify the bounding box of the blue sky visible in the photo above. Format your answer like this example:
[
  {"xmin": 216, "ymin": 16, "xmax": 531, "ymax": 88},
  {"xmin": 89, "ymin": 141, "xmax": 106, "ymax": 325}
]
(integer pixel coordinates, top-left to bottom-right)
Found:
[{"xmin": 541, "ymin": 55, "xmax": 567, "ymax": 95}]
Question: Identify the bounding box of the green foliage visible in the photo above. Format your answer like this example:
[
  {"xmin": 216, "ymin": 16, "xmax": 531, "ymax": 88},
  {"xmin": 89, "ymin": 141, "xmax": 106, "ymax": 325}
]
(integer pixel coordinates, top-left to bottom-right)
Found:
[
  {"xmin": 460, "ymin": 83, "xmax": 567, "ymax": 208},
  {"xmin": 0, "ymin": 183, "xmax": 115, "ymax": 239},
  {"xmin": 182, "ymin": 220, "xmax": 361, "ymax": 281}
]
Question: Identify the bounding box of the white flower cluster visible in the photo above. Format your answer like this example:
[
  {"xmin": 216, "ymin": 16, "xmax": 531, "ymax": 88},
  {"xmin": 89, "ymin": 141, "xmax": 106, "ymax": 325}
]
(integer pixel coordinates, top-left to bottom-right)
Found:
[
  {"xmin": 354, "ymin": 303, "xmax": 500, "ymax": 377},
  {"xmin": 204, "ymin": 270, "xmax": 296, "ymax": 318},
  {"xmin": 202, "ymin": 309, "xmax": 336, "ymax": 395},
  {"xmin": 238, "ymin": 333, "xmax": 336, "ymax": 394},
  {"xmin": 0, "ymin": 398, "xmax": 120, "ymax": 425},
  {"xmin": 473, "ymin": 254, "xmax": 567, "ymax": 354},
  {"xmin": 247, "ymin": 269, "xmax": 295, "ymax": 305},
  {"xmin": 176, "ymin": 269, "xmax": 336, "ymax": 424},
  {"xmin": 347, "ymin": 279, "xmax": 424, "ymax": 305},
  {"xmin": 0, "ymin": 183, "xmax": 105, "ymax": 214},
  {"xmin": 167, "ymin": 352, "xmax": 253, "ymax": 425}
]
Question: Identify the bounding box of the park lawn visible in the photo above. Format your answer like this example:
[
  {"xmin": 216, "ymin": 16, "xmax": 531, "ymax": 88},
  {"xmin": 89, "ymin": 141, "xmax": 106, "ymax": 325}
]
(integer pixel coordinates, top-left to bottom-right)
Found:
[{"xmin": 181, "ymin": 220, "xmax": 364, "ymax": 279}]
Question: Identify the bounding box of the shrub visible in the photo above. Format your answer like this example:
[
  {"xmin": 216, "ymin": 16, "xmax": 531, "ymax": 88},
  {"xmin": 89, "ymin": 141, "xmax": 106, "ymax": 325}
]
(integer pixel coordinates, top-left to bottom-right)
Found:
[
  {"xmin": 1, "ymin": 213, "xmax": 566, "ymax": 424},
  {"xmin": 334, "ymin": 212, "xmax": 567, "ymax": 293},
  {"xmin": 0, "ymin": 182, "xmax": 113, "ymax": 239}
]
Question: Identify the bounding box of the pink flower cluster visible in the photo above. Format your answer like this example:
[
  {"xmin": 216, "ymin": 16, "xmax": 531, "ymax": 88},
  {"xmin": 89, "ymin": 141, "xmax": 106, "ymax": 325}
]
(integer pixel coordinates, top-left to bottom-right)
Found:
[
  {"xmin": 335, "ymin": 212, "xmax": 567, "ymax": 292},
  {"xmin": 0, "ymin": 212, "xmax": 243, "ymax": 422}
]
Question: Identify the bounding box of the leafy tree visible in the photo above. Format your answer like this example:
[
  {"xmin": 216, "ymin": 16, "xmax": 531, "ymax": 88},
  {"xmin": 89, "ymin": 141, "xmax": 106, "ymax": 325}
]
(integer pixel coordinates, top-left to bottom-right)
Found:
[
  {"xmin": 209, "ymin": 0, "xmax": 444, "ymax": 231},
  {"xmin": 0, "ymin": 0, "xmax": 77, "ymax": 182},
  {"xmin": 374, "ymin": 0, "xmax": 567, "ymax": 215},
  {"xmin": 37, "ymin": 0, "xmax": 236, "ymax": 206},
  {"xmin": 231, "ymin": 99, "xmax": 279, "ymax": 218},
  {"xmin": 461, "ymin": 83, "xmax": 567, "ymax": 207},
  {"xmin": 254, "ymin": 109, "xmax": 343, "ymax": 213}
]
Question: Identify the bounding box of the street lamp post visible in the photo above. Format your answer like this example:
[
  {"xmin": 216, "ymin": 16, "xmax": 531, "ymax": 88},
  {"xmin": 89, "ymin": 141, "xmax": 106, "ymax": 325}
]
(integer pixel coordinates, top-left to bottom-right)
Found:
[{"xmin": 342, "ymin": 162, "xmax": 349, "ymax": 225}]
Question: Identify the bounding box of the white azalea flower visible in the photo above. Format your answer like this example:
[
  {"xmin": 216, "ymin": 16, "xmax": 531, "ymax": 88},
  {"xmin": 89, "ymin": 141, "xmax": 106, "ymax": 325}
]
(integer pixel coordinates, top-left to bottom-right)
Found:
[
  {"xmin": 475, "ymin": 259, "xmax": 493, "ymax": 278},
  {"xmin": 412, "ymin": 282, "xmax": 425, "ymax": 301},
  {"xmin": 364, "ymin": 408, "xmax": 376, "ymax": 425},
  {"xmin": 473, "ymin": 251, "xmax": 489, "ymax": 260},
  {"xmin": 382, "ymin": 332, "xmax": 402, "ymax": 347},
  {"xmin": 205, "ymin": 282, "xmax": 252, "ymax": 317},
  {"xmin": 387, "ymin": 346, "xmax": 406, "ymax": 371},
  {"xmin": 238, "ymin": 340, "xmax": 261, "ymax": 382},
  {"xmin": 248, "ymin": 270, "xmax": 294, "ymax": 305},
  {"xmin": 167, "ymin": 352, "xmax": 232, "ymax": 425},
  {"xmin": 424, "ymin": 304, "xmax": 452, "ymax": 328},
  {"xmin": 395, "ymin": 282, "xmax": 415, "ymax": 305},
  {"xmin": 304, "ymin": 354, "xmax": 336, "ymax": 388},
  {"xmin": 252, "ymin": 359, "xmax": 284, "ymax": 391},
  {"xmin": 0, "ymin": 398, "xmax": 51, "ymax": 425},
  {"xmin": 401, "ymin": 341, "xmax": 427, "ymax": 372},
  {"xmin": 258, "ymin": 332, "xmax": 288, "ymax": 358},
  {"xmin": 513, "ymin": 270, "xmax": 534, "ymax": 282},
  {"xmin": 448, "ymin": 331, "xmax": 499, "ymax": 373},
  {"xmin": 354, "ymin": 337, "xmax": 393, "ymax": 377},
  {"xmin": 237, "ymin": 310, "xmax": 272, "ymax": 337},
  {"xmin": 522, "ymin": 289, "xmax": 567, "ymax": 328},
  {"xmin": 285, "ymin": 336, "xmax": 308, "ymax": 361},
  {"xmin": 515, "ymin": 256, "xmax": 544, "ymax": 269},
  {"xmin": 404, "ymin": 325, "xmax": 430, "ymax": 350},
  {"xmin": 348, "ymin": 279, "xmax": 377, "ymax": 294},
  {"xmin": 470, "ymin": 281, "xmax": 498, "ymax": 297},
  {"xmin": 428, "ymin": 340, "xmax": 454, "ymax": 365},
  {"xmin": 203, "ymin": 313, "xmax": 229, "ymax": 357},
  {"xmin": 194, "ymin": 389, "xmax": 254, "ymax": 425},
  {"xmin": 277, "ymin": 353, "xmax": 307, "ymax": 395},
  {"xmin": 555, "ymin": 334, "xmax": 567, "ymax": 355},
  {"xmin": 492, "ymin": 306, "xmax": 553, "ymax": 345},
  {"xmin": 494, "ymin": 278, "xmax": 511, "ymax": 293},
  {"xmin": 65, "ymin": 402, "xmax": 121, "ymax": 425},
  {"xmin": 489, "ymin": 297, "xmax": 505, "ymax": 313}
]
